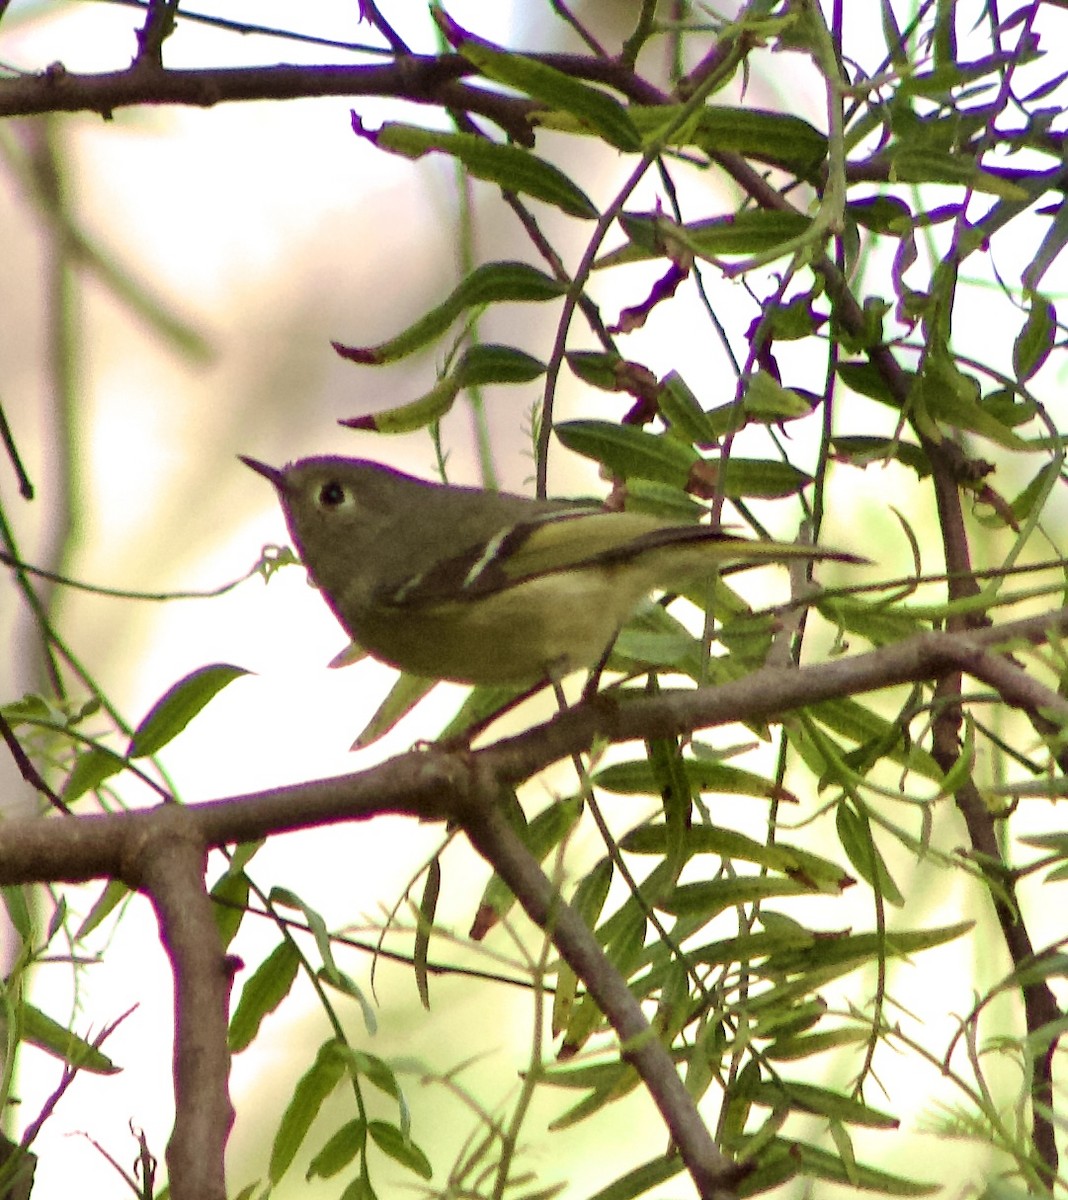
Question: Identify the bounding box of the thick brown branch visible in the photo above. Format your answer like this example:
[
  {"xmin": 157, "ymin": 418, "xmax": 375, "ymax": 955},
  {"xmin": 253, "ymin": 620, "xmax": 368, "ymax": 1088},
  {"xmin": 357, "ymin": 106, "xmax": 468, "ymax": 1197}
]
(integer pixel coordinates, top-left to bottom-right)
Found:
[
  {"xmin": 459, "ymin": 781, "xmax": 741, "ymax": 1199},
  {"xmin": 0, "ymin": 52, "xmax": 663, "ymax": 123},
  {"xmin": 128, "ymin": 811, "xmax": 235, "ymax": 1200},
  {"xmin": 1, "ymin": 608, "xmax": 1066, "ymax": 884}
]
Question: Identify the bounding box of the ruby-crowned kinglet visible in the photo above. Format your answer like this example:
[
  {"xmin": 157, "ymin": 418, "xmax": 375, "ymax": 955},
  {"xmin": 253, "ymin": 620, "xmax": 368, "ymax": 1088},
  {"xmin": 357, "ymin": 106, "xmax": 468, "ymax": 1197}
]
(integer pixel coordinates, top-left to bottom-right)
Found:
[{"xmin": 241, "ymin": 455, "xmax": 856, "ymax": 686}]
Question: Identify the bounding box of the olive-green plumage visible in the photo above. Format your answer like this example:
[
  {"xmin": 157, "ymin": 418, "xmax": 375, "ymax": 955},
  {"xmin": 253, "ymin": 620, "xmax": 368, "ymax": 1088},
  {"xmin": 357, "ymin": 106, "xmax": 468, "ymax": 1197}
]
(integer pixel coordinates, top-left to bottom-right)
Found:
[{"xmin": 242, "ymin": 455, "xmax": 856, "ymax": 686}]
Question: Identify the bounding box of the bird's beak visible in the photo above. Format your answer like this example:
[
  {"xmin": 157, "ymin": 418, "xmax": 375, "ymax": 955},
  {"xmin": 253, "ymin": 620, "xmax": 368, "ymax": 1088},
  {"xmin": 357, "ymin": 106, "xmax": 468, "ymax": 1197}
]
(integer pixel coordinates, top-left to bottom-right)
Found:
[{"xmin": 239, "ymin": 456, "xmax": 286, "ymax": 490}]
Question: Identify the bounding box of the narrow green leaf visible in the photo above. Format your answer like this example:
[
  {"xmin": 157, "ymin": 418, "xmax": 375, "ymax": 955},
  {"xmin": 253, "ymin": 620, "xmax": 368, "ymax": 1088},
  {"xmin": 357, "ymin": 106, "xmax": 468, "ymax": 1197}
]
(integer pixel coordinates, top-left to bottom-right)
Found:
[
  {"xmin": 810, "ymin": 698, "xmax": 943, "ymax": 781},
  {"xmin": 451, "ymin": 26, "xmax": 641, "ymax": 151},
  {"xmin": 703, "ymin": 457, "xmax": 814, "ymax": 499},
  {"xmin": 366, "ymin": 1121, "xmax": 432, "ymax": 1180},
  {"xmin": 755, "ymin": 1137, "xmax": 938, "ymax": 1194},
  {"xmin": 889, "ymin": 148, "xmax": 1027, "ymax": 200},
  {"xmin": 62, "ymin": 745, "xmax": 127, "ymax": 803},
  {"xmin": 307, "ymin": 1118, "xmax": 363, "ymax": 1180},
  {"xmin": 75, "ymin": 879, "xmax": 130, "ymax": 940},
  {"xmin": 476, "ymin": 797, "xmax": 583, "ymax": 925},
  {"xmin": 828, "ymin": 435, "xmax": 931, "ymax": 478},
  {"xmin": 414, "ymin": 857, "xmax": 439, "ymax": 1010},
  {"xmin": 435, "ymin": 681, "xmax": 531, "ymax": 743},
  {"xmin": 752, "ymin": 1079, "xmax": 898, "ymax": 1128},
  {"xmin": 455, "ymin": 343, "xmax": 545, "ymax": 387},
  {"xmin": 2, "ymin": 887, "xmax": 30, "ymax": 941},
  {"xmin": 622, "ymin": 824, "xmax": 850, "ymax": 891},
  {"xmin": 626, "ymin": 105, "xmax": 826, "ymax": 176},
  {"xmin": 269, "ymin": 1040, "xmax": 348, "ymax": 1184},
  {"xmin": 657, "ymin": 371, "xmax": 723, "ymax": 446},
  {"xmin": 229, "ymin": 940, "xmax": 301, "ymax": 1053},
  {"xmin": 22, "ymin": 1004, "xmax": 119, "ymax": 1074},
  {"xmin": 743, "ymin": 372, "xmax": 812, "ymax": 420},
  {"xmin": 548, "ymin": 1070, "xmax": 639, "ymax": 1129},
  {"xmin": 332, "ymin": 261, "xmax": 565, "ymax": 365},
  {"xmin": 581, "ymin": 1154, "xmax": 683, "ymax": 1200},
  {"xmin": 595, "ymin": 758, "xmax": 796, "ymax": 805},
  {"xmin": 836, "ymin": 806, "xmax": 905, "ymax": 906},
  {"xmin": 345, "ymin": 1049, "xmax": 402, "ymax": 1101},
  {"xmin": 1013, "ymin": 291, "xmax": 1056, "ymax": 382},
  {"xmin": 914, "ymin": 365, "xmax": 1028, "ymax": 449},
  {"xmin": 766, "ymin": 1027, "xmax": 869, "ymax": 1060},
  {"xmin": 661, "ymin": 876, "xmax": 813, "ymax": 918},
  {"xmin": 127, "ymin": 664, "xmax": 249, "ymax": 758},
  {"xmin": 360, "ymin": 121, "xmax": 597, "ymax": 218},
  {"xmin": 846, "ymin": 195, "xmax": 914, "ymax": 236},
  {"xmin": 619, "ymin": 477, "xmax": 707, "ymax": 521},
  {"xmin": 211, "ymin": 857, "xmax": 254, "ymax": 948},
  {"xmin": 611, "ymin": 209, "xmax": 810, "ymax": 266},
  {"xmin": 351, "ymin": 673, "xmax": 437, "ymax": 749},
  {"xmin": 554, "ymin": 419, "xmax": 698, "ymax": 486},
  {"xmin": 342, "ymin": 344, "xmax": 545, "ymax": 435},
  {"xmin": 818, "ymin": 595, "xmax": 925, "ymax": 646}
]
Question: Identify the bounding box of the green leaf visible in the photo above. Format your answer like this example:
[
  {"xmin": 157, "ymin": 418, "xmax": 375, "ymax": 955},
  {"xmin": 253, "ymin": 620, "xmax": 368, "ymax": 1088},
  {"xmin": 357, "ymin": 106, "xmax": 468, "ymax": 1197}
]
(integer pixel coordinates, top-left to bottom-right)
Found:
[
  {"xmin": 627, "ymin": 105, "xmax": 826, "ymax": 176},
  {"xmin": 366, "ymin": 1121, "xmax": 432, "ymax": 1180},
  {"xmin": 555, "ymin": 419, "xmax": 698, "ymax": 488},
  {"xmin": 836, "ymin": 806, "xmax": 905, "ymax": 907},
  {"xmin": 619, "ymin": 478, "xmax": 708, "ymax": 521},
  {"xmin": 751, "ymin": 1079, "xmax": 898, "ymax": 1128},
  {"xmin": 127, "ymin": 664, "xmax": 249, "ymax": 758},
  {"xmin": 657, "ymin": 371, "xmax": 724, "ymax": 446},
  {"xmin": 75, "ymin": 879, "xmax": 130, "ymax": 940},
  {"xmin": 594, "ymin": 759, "xmax": 796, "ymax": 805},
  {"xmin": 307, "ymin": 1118, "xmax": 363, "ymax": 1179},
  {"xmin": 766, "ymin": 1027, "xmax": 870, "ymax": 1060},
  {"xmin": 1013, "ymin": 291, "xmax": 1056, "ymax": 383},
  {"xmin": 810, "ymin": 698, "xmax": 943, "ymax": 781},
  {"xmin": 580, "ymin": 1154, "xmax": 683, "ymax": 1200},
  {"xmin": 660, "ymin": 875, "xmax": 814, "ymax": 918},
  {"xmin": 829, "ymin": 435, "xmax": 931, "ymax": 478},
  {"xmin": 269, "ymin": 1039, "xmax": 348, "ymax": 1184},
  {"xmin": 210, "ymin": 851, "xmax": 257, "ymax": 948},
  {"xmin": 571, "ymin": 858, "xmax": 613, "ymax": 929},
  {"xmin": 747, "ymin": 1137, "xmax": 938, "ymax": 1195},
  {"xmin": 350, "ymin": 673, "xmax": 437, "ymax": 749},
  {"xmin": 332, "ymin": 262, "xmax": 565, "ymax": 365},
  {"xmin": 743, "ymin": 372, "xmax": 812, "ymax": 420},
  {"xmin": 229, "ymin": 939, "xmax": 301, "ymax": 1053},
  {"xmin": 435, "ymin": 681, "xmax": 532, "ymax": 743},
  {"xmin": 451, "ymin": 26, "xmax": 641, "ymax": 151},
  {"xmin": 454, "ymin": 343, "xmax": 545, "ymax": 387},
  {"xmin": 846, "ymin": 195, "xmax": 914, "ymax": 236},
  {"xmin": 344, "ymin": 1048, "xmax": 402, "ymax": 1101},
  {"xmin": 477, "ymin": 797, "xmax": 583, "ymax": 925},
  {"xmin": 340, "ymin": 1174, "xmax": 379, "ymax": 1200},
  {"xmin": 913, "ymin": 362, "xmax": 1029, "ymax": 449},
  {"xmin": 703, "ymin": 457, "xmax": 814, "ymax": 499},
  {"xmin": 359, "ymin": 121, "xmax": 598, "ymax": 218},
  {"xmin": 23, "ymin": 1004, "xmax": 119, "ymax": 1074},
  {"xmin": 607, "ymin": 209, "xmax": 811, "ymax": 266},
  {"xmin": 818, "ymin": 595, "xmax": 925, "ymax": 646},
  {"xmin": 622, "ymin": 824, "xmax": 850, "ymax": 891},
  {"xmin": 889, "ymin": 148, "xmax": 1027, "ymax": 200},
  {"xmin": 62, "ymin": 745, "xmax": 127, "ymax": 803},
  {"xmin": 343, "ymin": 344, "xmax": 545, "ymax": 434}
]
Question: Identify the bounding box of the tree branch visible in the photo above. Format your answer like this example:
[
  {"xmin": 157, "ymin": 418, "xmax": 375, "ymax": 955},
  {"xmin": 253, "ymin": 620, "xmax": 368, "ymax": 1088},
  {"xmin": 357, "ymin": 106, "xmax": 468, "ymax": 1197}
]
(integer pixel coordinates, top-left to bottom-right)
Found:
[
  {"xmin": 127, "ymin": 810, "xmax": 235, "ymax": 1200},
  {"xmin": 0, "ymin": 52, "xmax": 664, "ymax": 124},
  {"xmin": 1, "ymin": 610, "xmax": 1065, "ymax": 1197}
]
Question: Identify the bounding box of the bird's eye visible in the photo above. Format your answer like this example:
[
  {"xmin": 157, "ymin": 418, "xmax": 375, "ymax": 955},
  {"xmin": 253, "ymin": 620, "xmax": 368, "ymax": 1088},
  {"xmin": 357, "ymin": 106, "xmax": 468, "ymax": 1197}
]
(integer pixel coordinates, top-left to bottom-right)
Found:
[{"xmin": 317, "ymin": 480, "xmax": 348, "ymax": 509}]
